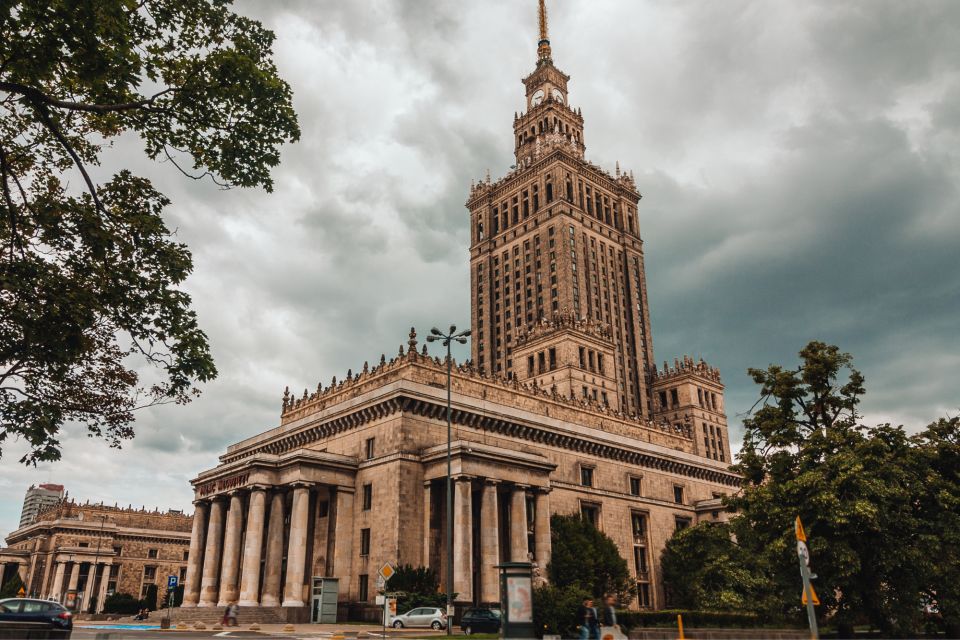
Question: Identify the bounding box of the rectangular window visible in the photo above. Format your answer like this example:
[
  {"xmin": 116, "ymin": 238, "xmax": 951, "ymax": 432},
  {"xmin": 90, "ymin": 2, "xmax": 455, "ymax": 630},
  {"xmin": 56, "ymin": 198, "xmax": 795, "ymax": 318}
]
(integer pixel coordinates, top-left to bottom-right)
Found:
[
  {"xmin": 358, "ymin": 574, "xmax": 369, "ymax": 602},
  {"xmin": 631, "ymin": 513, "xmax": 647, "ymax": 540},
  {"xmin": 634, "ymin": 546, "xmax": 648, "ymax": 575},
  {"xmin": 675, "ymin": 517, "xmax": 692, "ymax": 531},
  {"xmin": 580, "ymin": 466, "xmax": 594, "ymax": 487},
  {"xmin": 182, "ymin": 550, "xmax": 189, "ymax": 561},
  {"xmin": 147, "ymin": 549, "xmax": 158, "ymax": 559},
  {"xmin": 670, "ymin": 388, "xmax": 679, "ymax": 408},
  {"xmin": 360, "ymin": 528, "xmax": 371, "ymax": 556},
  {"xmin": 581, "ymin": 503, "xmax": 600, "ymax": 527},
  {"xmin": 674, "ymin": 485, "xmax": 685, "ymax": 505},
  {"xmin": 317, "ymin": 500, "xmax": 330, "ymax": 518},
  {"xmin": 362, "ymin": 484, "xmax": 372, "ymax": 511},
  {"xmin": 143, "ymin": 565, "xmax": 156, "ymax": 580},
  {"xmin": 629, "ymin": 476, "xmax": 642, "ymax": 496},
  {"xmin": 365, "ymin": 437, "xmax": 375, "ymax": 460},
  {"xmin": 637, "ymin": 582, "xmax": 651, "ymax": 608}
]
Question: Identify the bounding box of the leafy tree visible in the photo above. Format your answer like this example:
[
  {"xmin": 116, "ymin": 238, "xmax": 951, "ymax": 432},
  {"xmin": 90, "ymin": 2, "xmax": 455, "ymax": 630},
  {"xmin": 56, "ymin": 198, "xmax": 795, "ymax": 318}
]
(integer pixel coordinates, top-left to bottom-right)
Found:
[
  {"xmin": 532, "ymin": 583, "xmax": 590, "ymax": 637},
  {"xmin": 547, "ymin": 513, "xmax": 634, "ymax": 602},
  {"xmin": 729, "ymin": 342, "xmax": 930, "ymax": 636},
  {"xmin": 0, "ymin": 0, "xmax": 300, "ymax": 464},
  {"xmin": 0, "ymin": 572, "xmax": 25, "ymax": 597},
  {"xmin": 913, "ymin": 417, "xmax": 960, "ymax": 637},
  {"xmin": 382, "ymin": 564, "xmax": 451, "ymax": 612},
  {"xmin": 103, "ymin": 592, "xmax": 144, "ymax": 615},
  {"xmin": 660, "ymin": 521, "xmax": 774, "ymax": 613}
]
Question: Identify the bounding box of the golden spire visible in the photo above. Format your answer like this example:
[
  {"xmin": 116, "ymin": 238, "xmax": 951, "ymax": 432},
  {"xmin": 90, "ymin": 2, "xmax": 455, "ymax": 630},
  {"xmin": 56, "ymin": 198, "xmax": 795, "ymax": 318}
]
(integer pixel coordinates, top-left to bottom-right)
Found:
[{"xmin": 537, "ymin": 0, "xmax": 552, "ymax": 62}]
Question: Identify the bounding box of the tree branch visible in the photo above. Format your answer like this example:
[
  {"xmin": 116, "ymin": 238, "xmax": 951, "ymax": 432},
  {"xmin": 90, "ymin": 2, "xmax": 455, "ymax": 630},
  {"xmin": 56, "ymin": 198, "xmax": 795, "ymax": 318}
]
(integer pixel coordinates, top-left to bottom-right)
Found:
[{"xmin": 0, "ymin": 81, "xmax": 176, "ymax": 114}]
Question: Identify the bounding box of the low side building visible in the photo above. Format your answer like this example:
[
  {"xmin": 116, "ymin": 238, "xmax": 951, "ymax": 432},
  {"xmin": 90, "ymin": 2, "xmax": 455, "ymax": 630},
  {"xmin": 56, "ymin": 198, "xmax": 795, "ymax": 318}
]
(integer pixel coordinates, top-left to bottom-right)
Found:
[{"xmin": 1, "ymin": 500, "xmax": 192, "ymax": 612}]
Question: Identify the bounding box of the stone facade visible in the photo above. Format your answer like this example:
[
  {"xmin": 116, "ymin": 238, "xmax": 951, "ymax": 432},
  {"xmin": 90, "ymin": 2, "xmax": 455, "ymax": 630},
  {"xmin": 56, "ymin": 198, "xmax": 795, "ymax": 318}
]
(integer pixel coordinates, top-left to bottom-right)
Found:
[
  {"xmin": 1, "ymin": 500, "xmax": 191, "ymax": 612},
  {"xmin": 180, "ymin": 0, "xmax": 739, "ymax": 621}
]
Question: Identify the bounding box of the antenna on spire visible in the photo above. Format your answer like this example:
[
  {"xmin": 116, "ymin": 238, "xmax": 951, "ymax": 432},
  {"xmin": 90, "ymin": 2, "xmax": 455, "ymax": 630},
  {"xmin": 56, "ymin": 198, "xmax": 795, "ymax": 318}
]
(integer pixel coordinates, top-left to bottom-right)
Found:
[{"xmin": 537, "ymin": 0, "xmax": 552, "ymax": 62}]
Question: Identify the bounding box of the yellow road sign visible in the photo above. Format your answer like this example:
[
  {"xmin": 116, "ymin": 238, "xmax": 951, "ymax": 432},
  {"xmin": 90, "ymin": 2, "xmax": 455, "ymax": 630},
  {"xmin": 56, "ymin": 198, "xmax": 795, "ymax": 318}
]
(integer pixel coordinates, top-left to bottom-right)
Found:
[
  {"xmin": 795, "ymin": 516, "xmax": 807, "ymax": 542},
  {"xmin": 802, "ymin": 583, "xmax": 820, "ymax": 606},
  {"xmin": 378, "ymin": 562, "xmax": 395, "ymax": 582}
]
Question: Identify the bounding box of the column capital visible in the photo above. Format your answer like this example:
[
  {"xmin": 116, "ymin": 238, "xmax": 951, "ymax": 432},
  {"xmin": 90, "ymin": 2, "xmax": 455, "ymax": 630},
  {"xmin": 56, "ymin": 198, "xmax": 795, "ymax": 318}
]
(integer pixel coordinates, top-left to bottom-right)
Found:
[
  {"xmin": 513, "ymin": 483, "xmax": 533, "ymax": 491},
  {"xmin": 453, "ymin": 474, "xmax": 476, "ymax": 483},
  {"xmin": 483, "ymin": 478, "xmax": 502, "ymax": 487},
  {"xmin": 532, "ymin": 485, "xmax": 552, "ymax": 494},
  {"xmin": 289, "ymin": 481, "xmax": 315, "ymax": 490},
  {"xmin": 247, "ymin": 483, "xmax": 271, "ymax": 493}
]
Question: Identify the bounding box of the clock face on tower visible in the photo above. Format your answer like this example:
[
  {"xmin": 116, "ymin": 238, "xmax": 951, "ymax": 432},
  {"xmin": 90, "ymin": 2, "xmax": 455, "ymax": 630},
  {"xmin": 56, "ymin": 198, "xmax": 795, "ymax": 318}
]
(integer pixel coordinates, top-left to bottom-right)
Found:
[
  {"xmin": 531, "ymin": 89, "xmax": 545, "ymax": 107},
  {"xmin": 551, "ymin": 88, "xmax": 564, "ymax": 104}
]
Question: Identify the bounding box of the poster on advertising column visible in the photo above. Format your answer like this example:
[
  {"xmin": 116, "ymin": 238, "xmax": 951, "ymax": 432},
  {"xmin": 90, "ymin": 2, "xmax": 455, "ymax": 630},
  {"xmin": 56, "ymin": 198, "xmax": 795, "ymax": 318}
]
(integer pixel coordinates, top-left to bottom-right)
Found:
[{"xmin": 506, "ymin": 576, "xmax": 533, "ymax": 622}]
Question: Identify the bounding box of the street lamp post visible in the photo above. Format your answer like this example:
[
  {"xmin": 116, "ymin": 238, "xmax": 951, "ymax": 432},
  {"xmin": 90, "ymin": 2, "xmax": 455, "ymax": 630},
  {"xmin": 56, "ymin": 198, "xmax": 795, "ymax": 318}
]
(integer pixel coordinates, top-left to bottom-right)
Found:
[{"xmin": 425, "ymin": 324, "xmax": 470, "ymax": 636}]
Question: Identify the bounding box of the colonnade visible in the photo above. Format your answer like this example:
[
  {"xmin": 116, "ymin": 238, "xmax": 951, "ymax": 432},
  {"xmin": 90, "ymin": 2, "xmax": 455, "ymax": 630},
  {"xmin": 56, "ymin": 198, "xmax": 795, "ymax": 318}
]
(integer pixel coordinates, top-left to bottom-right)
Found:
[
  {"xmin": 425, "ymin": 477, "xmax": 551, "ymax": 604},
  {"xmin": 182, "ymin": 483, "xmax": 353, "ymax": 608},
  {"xmin": 46, "ymin": 559, "xmax": 112, "ymax": 613}
]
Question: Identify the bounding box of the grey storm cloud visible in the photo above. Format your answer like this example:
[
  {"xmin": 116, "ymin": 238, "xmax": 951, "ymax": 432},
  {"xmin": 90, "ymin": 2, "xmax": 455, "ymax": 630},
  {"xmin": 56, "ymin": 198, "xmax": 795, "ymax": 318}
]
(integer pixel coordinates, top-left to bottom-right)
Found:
[{"xmin": 2, "ymin": 0, "xmax": 958, "ymax": 537}]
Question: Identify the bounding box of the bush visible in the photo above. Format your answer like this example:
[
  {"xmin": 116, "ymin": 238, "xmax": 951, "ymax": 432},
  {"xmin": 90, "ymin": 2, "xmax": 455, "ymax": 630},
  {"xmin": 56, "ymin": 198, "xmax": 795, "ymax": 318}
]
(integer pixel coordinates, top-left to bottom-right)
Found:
[
  {"xmin": 533, "ymin": 584, "xmax": 591, "ymax": 638},
  {"xmin": 618, "ymin": 609, "xmax": 793, "ymax": 630},
  {"xmin": 0, "ymin": 574, "xmax": 25, "ymax": 598},
  {"xmin": 103, "ymin": 592, "xmax": 146, "ymax": 615}
]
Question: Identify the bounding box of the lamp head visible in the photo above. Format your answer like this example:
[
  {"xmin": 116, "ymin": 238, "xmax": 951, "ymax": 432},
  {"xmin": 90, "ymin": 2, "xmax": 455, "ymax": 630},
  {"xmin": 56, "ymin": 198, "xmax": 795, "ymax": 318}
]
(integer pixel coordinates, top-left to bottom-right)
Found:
[
  {"xmin": 426, "ymin": 335, "xmax": 438, "ymax": 342},
  {"xmin": 449, "ymin": 324, "xmax": 457, "ymax": 335},
  {"xmin": 456, "ymin": 337, "xmax": 468, "ymax": 344},
  {"xmin": 461, "ymin": 329, "xmax": 472, "ymax": 337},
  {"xmin": 430, "ymin": 327, "xmax": 442, "ymax": 336}
]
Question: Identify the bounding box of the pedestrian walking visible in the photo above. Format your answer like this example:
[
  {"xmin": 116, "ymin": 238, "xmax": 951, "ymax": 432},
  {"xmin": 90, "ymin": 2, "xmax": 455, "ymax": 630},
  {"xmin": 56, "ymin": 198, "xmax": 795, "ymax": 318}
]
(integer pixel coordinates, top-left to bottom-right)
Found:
[
  {"xmin": 601, "ymin": 595, "xmax": 626, "ymax": 639},
  {"xmin": 576, "ymin": 597, "xmax": 600, "ymax": 640},
  {"xmin": 226, "ymin": 602, "xmax": 239, "ymax": 627}
]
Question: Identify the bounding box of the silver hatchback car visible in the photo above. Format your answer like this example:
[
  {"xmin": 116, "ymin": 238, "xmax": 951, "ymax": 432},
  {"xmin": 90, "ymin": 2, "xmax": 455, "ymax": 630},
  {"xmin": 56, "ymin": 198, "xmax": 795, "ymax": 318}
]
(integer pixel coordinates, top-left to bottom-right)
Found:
[{"xmin": 391, "ymin": 606, "xmax": 447, "ymax": 629}]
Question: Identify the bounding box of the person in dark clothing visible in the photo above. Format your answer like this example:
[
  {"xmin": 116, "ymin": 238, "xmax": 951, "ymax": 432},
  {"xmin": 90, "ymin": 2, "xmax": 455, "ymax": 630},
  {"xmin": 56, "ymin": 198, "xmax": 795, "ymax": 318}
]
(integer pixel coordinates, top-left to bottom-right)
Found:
[
  {"xmin": 576, "ymin": 598, "xmax": 600, "ymax": 640},
  {"xmin": 601, "ymin": 595, "xmax": 619, "ymax": 629}
]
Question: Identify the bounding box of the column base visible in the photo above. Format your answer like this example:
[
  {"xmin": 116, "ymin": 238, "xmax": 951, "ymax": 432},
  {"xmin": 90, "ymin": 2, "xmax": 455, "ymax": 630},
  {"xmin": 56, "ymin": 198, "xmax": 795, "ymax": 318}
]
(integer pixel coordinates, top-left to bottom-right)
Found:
[
  {"xmin": 180, "ymin": 600, "xmax": 198, "ymax": 609},
  {"xmin": 260, "ymin": 596, "xmax": 280, "ymax": 607},
  {"xmin": 237, "ymin": 600, "xmax": 259, "ymax": 607},
  {"xmin": 196, "ymin": 601, "xmax": 216, "ymax": 608},
  {"xmin": 281, "ymin": 600, "xmax": 305, "ymax": 608}
]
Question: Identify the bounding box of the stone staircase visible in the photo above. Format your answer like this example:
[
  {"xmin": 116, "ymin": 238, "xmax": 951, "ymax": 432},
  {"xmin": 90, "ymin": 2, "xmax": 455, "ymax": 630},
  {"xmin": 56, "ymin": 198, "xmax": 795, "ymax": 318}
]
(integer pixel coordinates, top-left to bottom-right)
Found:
[{"xmin": 133, "ymin": 606, "xmax": 296, "ymax": 625}]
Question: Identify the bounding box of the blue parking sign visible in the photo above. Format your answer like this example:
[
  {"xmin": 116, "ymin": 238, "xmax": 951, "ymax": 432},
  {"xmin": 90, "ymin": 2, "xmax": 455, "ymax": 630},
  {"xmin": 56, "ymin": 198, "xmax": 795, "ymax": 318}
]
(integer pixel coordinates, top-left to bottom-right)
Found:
[{"xmin": 167, "ymin": 575, "xmax": 178, "ymax": 588}]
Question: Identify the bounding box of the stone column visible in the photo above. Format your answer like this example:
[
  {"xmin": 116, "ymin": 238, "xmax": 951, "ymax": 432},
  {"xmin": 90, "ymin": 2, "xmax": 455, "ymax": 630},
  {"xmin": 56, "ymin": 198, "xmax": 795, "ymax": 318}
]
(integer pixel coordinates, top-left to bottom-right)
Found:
[
  {"xmin": 331, "ymin": 488, "xmax": 354, "ymax": 599},
  {"xmin": 181, "ymin": 501, "xmax": 208, "ymax": 607},
  {"xmin": 67, "ymin": 562, "xmax": 81, "ymax": 592},
  {"xmin": 96, "ymin": 564, "xmax": 112, "ymax": 613},
  {"xmin": 533, "ymin": 489, "xmax": 552, "ymax": 582},
  {"xmin": 453, "ymin": 477, "xmax": 473, "ymax": 602},
  {"xmin": 198, "ymin": 498, "xmax": 226, "ymax": 607},
  {"xmin": 422, "ymin": 482, "xmax": 432, "ymax": 569},
  {"xmin": 260, "ymin": 491, "xmax": 285, "ymax": 607},
  {"xmin": 217, "ymin": 492, "xmax": 245, "ymax": 606},
  {"xmin": 82, "ymin": 563, "xmax": 98, "ymax": 612},
  {"xmin": 50, "ymin": 561, "xmax": 66, "ymax": 602},
  {"xmin": 510, "ymin": 486, "xmax": 529, "ymax": 561},
  {"xmin": 238, "ymin": 487, "xmax": 267, "ymax": 606},
  {"xmin": 479, "ymin": 480, "xmax": 500, "ymax": 604},
  {"xmin": 283, "ymin": 485, "xmax": 311, "ymax": 607}
]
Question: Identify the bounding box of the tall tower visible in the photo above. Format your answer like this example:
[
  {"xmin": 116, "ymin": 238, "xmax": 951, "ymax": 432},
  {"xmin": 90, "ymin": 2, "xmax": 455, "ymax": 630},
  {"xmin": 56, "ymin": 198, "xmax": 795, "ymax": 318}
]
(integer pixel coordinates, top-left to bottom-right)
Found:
[{"xmin": 468, "ymin": 0, "xmax": 657, "ymax": 417}]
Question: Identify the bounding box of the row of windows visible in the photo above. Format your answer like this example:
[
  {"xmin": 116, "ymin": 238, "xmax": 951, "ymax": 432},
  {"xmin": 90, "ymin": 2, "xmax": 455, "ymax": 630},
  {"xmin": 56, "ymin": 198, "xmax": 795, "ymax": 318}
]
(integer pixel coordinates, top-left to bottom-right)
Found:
[{"xmin": 579, "ymin": 466, "xmax": 689, "ymax": 505}]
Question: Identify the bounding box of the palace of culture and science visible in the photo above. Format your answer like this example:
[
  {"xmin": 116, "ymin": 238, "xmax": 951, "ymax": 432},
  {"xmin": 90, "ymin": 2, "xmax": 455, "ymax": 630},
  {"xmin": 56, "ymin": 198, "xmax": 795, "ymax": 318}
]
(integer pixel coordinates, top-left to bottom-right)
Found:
[{"xmin": 1, "ymin": 1, "xmax": 740, "ymax": 624}]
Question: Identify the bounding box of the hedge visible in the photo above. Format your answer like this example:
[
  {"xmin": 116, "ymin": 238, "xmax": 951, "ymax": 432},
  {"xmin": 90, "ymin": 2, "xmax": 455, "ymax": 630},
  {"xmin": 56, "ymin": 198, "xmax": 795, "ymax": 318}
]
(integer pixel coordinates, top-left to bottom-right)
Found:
[{"xmin": 619, "ymin": 609, "xmax": 783, "ymax": 629}]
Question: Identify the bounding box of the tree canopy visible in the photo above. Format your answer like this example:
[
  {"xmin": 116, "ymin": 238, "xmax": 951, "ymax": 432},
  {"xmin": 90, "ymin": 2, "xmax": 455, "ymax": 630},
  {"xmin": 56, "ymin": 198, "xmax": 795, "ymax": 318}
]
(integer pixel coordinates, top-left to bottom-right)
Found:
[
  {"xmin": 0, "ymin": 0, "xmax": 300, "ymax": 463},
  {"xmin": 662, "ymin": 341, "xmax": 960, "ymax": 637},
  {"xmin": 547, "ymin": 513, "xmax": 634, "ymax": 602}
]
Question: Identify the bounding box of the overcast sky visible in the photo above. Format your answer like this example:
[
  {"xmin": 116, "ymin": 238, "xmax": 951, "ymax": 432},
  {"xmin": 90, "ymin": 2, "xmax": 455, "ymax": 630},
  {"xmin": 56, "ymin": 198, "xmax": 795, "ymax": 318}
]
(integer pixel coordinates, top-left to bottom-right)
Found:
[{"xmin": 2, "ymin": 0, "xmax": 958, "ymax": 538}]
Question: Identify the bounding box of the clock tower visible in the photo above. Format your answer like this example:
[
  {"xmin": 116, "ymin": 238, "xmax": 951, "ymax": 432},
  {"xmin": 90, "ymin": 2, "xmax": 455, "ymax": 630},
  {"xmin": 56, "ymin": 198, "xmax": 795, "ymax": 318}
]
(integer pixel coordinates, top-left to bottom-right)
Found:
[{"xmin": 467, "ymin": 0, "xmax": 658, "ymax": 418}]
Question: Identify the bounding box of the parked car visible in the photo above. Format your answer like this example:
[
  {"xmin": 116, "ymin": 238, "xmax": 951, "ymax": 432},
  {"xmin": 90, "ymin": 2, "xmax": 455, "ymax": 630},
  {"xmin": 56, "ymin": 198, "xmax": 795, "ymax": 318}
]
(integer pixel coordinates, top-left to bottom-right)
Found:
[
  {"xmin": 391, "ymin": 606, "xmax": 447, "ymax": 629},
  {"xmin": 460, "ymin": 607, "xmax": 502, "ymax": 634},
  {"xmin": 0, "ymin": 598, "xmax": 72, "ymax": 638}
]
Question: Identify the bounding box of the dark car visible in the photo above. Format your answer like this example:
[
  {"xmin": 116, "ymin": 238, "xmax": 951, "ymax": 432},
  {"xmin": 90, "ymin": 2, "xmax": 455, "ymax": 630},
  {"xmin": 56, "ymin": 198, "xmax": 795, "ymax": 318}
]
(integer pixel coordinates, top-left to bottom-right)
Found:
[
  {"xmin": 0, "ymin": 598, "xmax": 72, "ymax": 638},
  {"xmin": 459, "ymin": 607, "xmax": 501, "ymax": 634}
]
